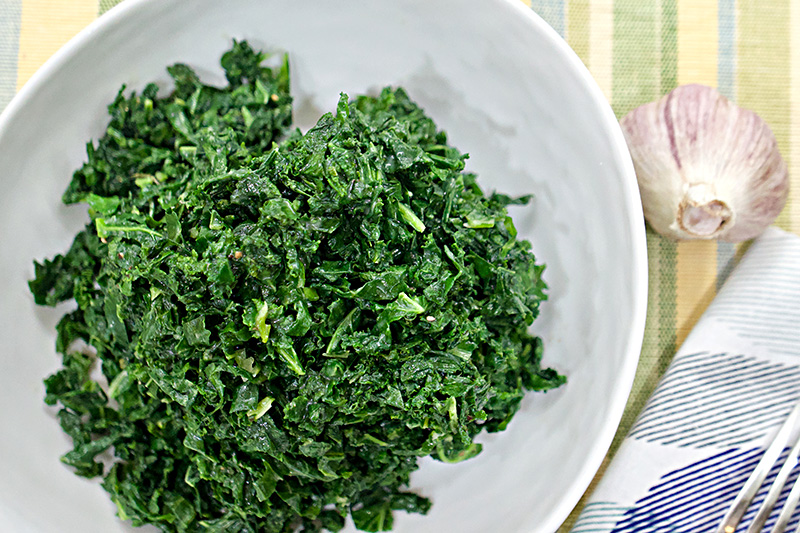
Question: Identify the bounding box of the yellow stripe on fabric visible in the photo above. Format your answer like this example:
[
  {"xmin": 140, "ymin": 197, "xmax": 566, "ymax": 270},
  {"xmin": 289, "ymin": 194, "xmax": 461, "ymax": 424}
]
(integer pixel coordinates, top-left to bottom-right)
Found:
[
  {"xmin": 566, "ymin": 0, "xmax": 590, "ymax": 66},
  {"xmin": 674, "ymin": 0, "xmax": 718, "ymax": 348},
  {"xmin": 677, "ymin": 0, "xmax": 718, "ymax": 86},
  {"xmin": 674, "ymin": 241, "xmax": 717, "ymax": 346},
  {"xmin": 588, "ymin": 0, "xmax": 613, "ymax": 101},
  {"xmin": 519, "ymin": 0, "xmax": 532, "ymax": 8},
  {"xmin": 737, "ymin": 0, "xmax": 792, "ymax": 230},
  {"xmin": 791, "ymin": 0, "xmax": 800, "ymax": 235},
  {"xmin": 16, "ymin": 0, "xmax": 97, "ymax": 90}
]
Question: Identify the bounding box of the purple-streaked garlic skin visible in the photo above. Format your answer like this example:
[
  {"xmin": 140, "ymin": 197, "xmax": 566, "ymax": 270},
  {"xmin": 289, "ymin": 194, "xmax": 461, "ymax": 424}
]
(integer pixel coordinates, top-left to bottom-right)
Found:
[{"xmin": 620, "ymin": 83, "xmax": 789, "ymax": 242}]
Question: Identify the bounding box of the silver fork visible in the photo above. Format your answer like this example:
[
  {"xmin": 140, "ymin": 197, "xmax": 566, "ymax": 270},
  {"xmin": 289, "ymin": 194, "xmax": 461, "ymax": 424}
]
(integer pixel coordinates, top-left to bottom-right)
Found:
[{"xmin": 715, "ymin": 398, "xmax": 800, "ymax": 533}]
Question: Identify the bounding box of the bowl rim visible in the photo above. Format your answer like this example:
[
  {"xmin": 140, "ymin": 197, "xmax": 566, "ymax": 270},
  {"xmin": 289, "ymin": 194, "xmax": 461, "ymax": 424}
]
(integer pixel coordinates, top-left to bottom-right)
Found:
[
  {"xmin": 498, "ymin": 3, "xmax": 647, "ymax": 531},
  {"xmin": 0, "ymin": 0, "xmax": 648, "ymax": 531}
]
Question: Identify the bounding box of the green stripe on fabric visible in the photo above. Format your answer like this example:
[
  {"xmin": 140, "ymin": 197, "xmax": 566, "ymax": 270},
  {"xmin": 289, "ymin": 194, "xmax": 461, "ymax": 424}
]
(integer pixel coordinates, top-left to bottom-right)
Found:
[
  {"xmin": 0, "ymin": 0, "xmax": 22, "ymax": 112},
  {"xmin": 660, "ymin": 0, "xmax": 678, "ymax": 96},
  {"xmin": 737, "ymin": 0, "xmax": 791, "ymax": 230},
  {"xmin": 566, "ymin": 0, "xmax": 590, "ymax": 66},
  {"xmin": 610, "ymin": 0, "xmax": 677, "ymax": 449},
  {"xmin": 656, "ymin": 0, "xmax": 678, "ymax": 406},
  {"xmin": 99, "ymin": 0, "xmax": 123, "ymax": 15},
  {"xmin": 611, "ymin": 1, "xmax": 661, "ymax": 117}
]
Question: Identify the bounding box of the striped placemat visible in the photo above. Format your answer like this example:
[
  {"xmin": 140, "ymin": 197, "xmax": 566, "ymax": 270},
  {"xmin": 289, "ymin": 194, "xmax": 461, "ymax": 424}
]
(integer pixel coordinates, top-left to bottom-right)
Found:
[
  {"xmin": 571, "ymin": 227, "xmax": 800, "ymax": 532},
  {"xmin": 2, "ymin": 0, "xmax": 799, "ymax": 530}
]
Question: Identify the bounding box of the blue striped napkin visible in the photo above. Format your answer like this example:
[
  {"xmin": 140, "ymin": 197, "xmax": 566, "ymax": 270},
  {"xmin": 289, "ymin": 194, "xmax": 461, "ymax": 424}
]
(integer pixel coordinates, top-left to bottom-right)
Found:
[{"xmin": 572, "ymin": 227, "xmax": 800, "ymax": 533}]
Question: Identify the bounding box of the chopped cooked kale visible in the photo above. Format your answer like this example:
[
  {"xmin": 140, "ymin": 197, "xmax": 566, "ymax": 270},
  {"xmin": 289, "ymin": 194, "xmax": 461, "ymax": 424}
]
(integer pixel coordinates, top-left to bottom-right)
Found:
[{"xmin": 30, "ymin": 40, "xmax": 565, "ymax": 533}]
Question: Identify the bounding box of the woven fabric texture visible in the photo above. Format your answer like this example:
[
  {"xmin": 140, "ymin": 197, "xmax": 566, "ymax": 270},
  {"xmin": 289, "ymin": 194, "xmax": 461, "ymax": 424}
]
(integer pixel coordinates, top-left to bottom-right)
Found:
[{"xmin": 2, "ymin": 0, "xmax": 798, "ymax": 530}]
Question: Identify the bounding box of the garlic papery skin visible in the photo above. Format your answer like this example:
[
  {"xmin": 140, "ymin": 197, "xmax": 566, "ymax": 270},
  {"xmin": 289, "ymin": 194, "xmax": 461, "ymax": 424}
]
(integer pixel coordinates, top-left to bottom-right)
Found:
[{"xmin": 620, "ymin": 84, "xmax": 789, "ymax": 242}]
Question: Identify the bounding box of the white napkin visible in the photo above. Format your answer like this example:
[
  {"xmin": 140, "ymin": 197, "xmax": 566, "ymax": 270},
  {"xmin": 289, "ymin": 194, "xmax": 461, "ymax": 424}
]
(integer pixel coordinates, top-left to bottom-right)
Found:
[{"xmin": 572, "ymin": 226, "xmax": 800, "ymax": 533}]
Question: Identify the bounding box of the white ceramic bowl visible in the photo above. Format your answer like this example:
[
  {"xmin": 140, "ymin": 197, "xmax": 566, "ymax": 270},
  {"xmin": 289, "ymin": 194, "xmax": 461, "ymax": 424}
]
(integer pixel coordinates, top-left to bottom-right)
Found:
[{"xmin": 0, "ymin": 1, "xmax": 647, "ymax": 531}]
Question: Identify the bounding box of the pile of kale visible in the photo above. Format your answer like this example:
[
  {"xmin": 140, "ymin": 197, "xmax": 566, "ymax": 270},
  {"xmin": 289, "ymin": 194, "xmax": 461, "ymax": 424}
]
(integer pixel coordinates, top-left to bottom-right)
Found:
[{"xmin": 29, "ymin": 41, "xmax": 564, "ymax": 533}]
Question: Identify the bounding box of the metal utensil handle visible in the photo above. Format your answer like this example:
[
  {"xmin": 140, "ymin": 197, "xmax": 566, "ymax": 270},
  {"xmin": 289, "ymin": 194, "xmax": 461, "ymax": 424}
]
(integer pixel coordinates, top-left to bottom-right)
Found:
[
  {"xmin": 747, "ymin": 428, "xmax": 800, "ymax": 532},
  {"xmin": 770, "ymin": 471, "xmax": 800, "ymax": 533},
  {"xmin": 715, "ymin": 397, "xmax": 800, "ymax": 533}
]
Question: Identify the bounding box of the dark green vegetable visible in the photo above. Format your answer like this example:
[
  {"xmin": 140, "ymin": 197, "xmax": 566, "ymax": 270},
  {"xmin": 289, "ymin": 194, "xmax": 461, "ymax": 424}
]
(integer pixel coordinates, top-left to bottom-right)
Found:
[{"xmin": 30, "ymin": 41, "xmax": 565, "ymax": 533}]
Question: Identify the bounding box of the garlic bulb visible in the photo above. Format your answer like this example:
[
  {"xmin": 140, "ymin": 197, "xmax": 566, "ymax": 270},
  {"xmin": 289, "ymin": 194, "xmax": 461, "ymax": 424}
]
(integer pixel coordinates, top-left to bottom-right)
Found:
[{"xmin": 620, "ymin": 84, "xmax": 789, "ymax": 242}]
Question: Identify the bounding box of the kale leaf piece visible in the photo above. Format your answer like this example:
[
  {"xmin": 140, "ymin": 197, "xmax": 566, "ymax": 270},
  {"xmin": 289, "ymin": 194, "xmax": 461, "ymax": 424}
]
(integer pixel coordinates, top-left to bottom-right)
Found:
[{"xmin": 30, "ymin": 41, "xmax": 565, "ymax": 533}]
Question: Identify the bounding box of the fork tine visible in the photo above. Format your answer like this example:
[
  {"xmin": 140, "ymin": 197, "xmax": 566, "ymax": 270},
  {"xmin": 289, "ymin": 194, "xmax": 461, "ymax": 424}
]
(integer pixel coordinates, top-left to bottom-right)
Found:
[
  {"xmin": 747, "ymin": 429, "xmax": 800, "ymax": 533},
  {"xmin": 715, "ymin": 398, "xmax": 800, "ymax": 533},
  {"xmin": 771, "ymin": 471, "xmax": 800, "ymax": 533}
]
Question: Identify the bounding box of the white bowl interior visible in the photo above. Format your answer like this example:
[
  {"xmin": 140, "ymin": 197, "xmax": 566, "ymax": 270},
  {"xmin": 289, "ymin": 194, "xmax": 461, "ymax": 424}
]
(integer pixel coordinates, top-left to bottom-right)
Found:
[{"xmin": 0, "ymin": 0, "xmax": 646, "ymax": 532}]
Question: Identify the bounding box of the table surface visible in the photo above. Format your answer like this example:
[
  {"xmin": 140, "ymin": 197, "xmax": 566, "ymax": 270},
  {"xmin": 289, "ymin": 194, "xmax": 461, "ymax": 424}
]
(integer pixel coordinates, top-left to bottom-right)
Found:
[{"xmin": 2, "ymin": 0, "xmax": 799, "ymax": 531}]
